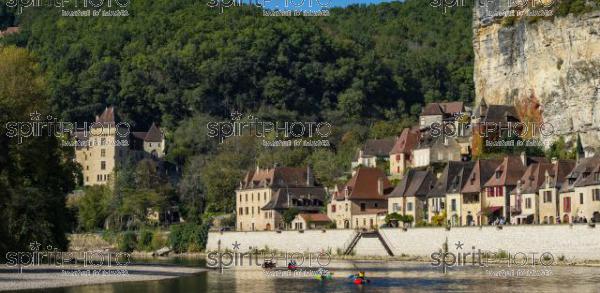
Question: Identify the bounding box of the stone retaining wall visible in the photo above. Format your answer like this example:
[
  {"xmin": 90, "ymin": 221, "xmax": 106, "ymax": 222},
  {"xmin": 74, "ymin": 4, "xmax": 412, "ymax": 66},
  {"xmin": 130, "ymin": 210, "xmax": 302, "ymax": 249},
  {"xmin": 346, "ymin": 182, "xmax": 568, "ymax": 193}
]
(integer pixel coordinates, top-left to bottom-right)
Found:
[{"xmin": 207, "ymin": 225, "xmax": 600, "ymax": 260}]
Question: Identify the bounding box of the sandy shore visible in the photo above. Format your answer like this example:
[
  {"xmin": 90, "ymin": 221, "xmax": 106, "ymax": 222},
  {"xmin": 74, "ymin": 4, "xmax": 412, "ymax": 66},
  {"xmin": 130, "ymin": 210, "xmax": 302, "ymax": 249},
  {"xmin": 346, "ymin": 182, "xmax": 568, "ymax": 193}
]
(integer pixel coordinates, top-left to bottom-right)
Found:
[{"xmin": 0, "ymin": 264, "xmax": 206, "ymax": 291}]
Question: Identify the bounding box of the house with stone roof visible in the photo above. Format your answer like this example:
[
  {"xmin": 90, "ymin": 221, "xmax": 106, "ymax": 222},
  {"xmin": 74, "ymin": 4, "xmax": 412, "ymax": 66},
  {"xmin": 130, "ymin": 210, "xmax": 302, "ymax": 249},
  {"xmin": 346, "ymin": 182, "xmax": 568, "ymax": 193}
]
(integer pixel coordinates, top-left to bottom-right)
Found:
[
  {"xmin": 327, "ymin": 167, "xmax": 392, "ymax": 229},
  {"xmin": 509, "ymin": 161, "xmax": 557, "ymax": 224},
  {"xmin": 291, "ymin": 213, "xmax": 332, "ymax": 230},
  {"xmin": 236, "ymin": 166, "xmax": 326, "ymax": 231},
  {"xmin": 351, "ymin": 138, "xmax": 396, "ymax": 171},
  {"xmin": 460, "ymin": 159, "xmax": 503, "ymax": 226},
  {"xmin": 482, "ymin": 154, "xmax": 547, "ymax": 224},
  {"xmin": 389, "ymin": 127, "xmax": 420, "ymax": 178},
  {"xmin": 558, "ymin": 155, "xmax": 600, "ymax": 223},
  {"xmin": 387, "ymin": 169, "xmax": 436, "ymax": 225},
  {"xmin": 531, "ymin": 159, "xmax": 576, "ymax": 224}
]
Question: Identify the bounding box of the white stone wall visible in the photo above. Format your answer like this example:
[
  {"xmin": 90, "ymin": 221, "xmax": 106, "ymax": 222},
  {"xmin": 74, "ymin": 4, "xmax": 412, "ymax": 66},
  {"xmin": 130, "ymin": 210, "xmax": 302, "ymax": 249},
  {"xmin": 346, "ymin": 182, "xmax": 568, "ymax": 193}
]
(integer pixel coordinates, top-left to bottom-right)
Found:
[
  {"xmin": 209, "ymin": 225, "xmax": 600, "ymax": 260},
  {"xmin": 379, "ymin": 225, "xmax": 600, "ymax": 260}
]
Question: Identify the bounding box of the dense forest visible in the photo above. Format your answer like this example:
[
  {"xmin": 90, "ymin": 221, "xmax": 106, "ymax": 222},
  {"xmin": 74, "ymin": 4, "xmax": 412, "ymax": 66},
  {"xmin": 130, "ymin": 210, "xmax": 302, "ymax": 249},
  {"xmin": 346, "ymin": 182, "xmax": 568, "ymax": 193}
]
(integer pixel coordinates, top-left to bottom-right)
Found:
[
  {"xmin": 0, "ymin": 0, "xmax": 475, "ymax": 251},
  {"xmin": 2, "ymin": 0, "xmax": 474, "ymax": 126}
]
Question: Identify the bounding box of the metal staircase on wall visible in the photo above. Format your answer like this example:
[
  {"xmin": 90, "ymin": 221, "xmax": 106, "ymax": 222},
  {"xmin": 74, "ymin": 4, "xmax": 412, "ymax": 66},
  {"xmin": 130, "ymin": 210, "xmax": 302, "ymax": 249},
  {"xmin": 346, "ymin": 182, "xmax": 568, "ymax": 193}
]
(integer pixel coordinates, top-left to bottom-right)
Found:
[{"xmin": 343, "ymin": 230, "xmax": 394, "ymax": 256}]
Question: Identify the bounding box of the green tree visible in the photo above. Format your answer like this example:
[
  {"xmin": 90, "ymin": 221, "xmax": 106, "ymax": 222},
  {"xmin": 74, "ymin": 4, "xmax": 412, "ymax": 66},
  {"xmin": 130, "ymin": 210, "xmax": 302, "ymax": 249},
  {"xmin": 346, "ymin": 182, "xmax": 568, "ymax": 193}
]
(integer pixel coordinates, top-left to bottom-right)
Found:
[
  {"xmin": 282, "ymin": 208, "xmax": 300, "ymax": 229},
  {"xmin": 78, "ymin": 186, "xmax": 111, "ymax": 231},
  {"xmin": 0, "ymin": 46, "xmax": 77, "ymax": 253}
]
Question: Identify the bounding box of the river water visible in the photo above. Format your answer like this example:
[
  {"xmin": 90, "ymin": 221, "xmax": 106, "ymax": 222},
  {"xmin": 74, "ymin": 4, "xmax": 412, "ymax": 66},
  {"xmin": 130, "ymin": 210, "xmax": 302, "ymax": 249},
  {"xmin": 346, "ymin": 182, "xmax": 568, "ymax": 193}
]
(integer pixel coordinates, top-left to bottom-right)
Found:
[{"xmin": 7, "ymin": 258, "xmax": 600, "ymax": 292}]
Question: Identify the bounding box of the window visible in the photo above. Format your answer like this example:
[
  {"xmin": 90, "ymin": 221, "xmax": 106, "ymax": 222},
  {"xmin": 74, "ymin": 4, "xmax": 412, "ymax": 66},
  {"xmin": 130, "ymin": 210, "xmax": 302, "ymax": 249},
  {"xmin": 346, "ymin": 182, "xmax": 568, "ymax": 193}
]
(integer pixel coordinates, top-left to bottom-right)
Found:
[
  {"xmin": 264, "ymin": 193, "xmax": 266, "ymax": 201},
  {"xmin": 407, "ymin": 202, "xmax": 413, "ymax": 211},
  {"xmin": 252, "ymin": 207, "xmax": 254, "ymax": 215},
  {"xmin": 593, "ymin": 189, "xmax": 600, "ymax": 201},
  {"xmin": 100, "ymin": 161, "xmax": 106, "ymax": 170},
  {"xmin": 251, "ymin": 193, "xmax": 254, "ymax": 201},
  {"xmin": 580, "ymin": 193, "xmax": 584, "ymax": 205},
  {"xmin": 85, "ymin": 176, "xmax": 88, "ymax": 183},
  {"xmin": 245, "ymin": 207, "xmax": 248, "ymax": 214},
  {"xmin": 495, "ymin": 171, "xmax": 501, "ymax": 179},
  {"xmin": 101, "ymin": 138, "xmax": 106, "ymax": 145},
  {"xmin": 239, "ymin": 208, "xmax": 243, "ymax": 215},
  {"xmin": 525, "ymin": 198, "xmax": 532, "ymax": 209},
  {"xmin": 451, "ymin": 199, "xmax": 456, "ymax": 212},
  {"xmin": 360, "ymin": 203, "xmax": 366, "ymax": 212},
  {"xmin": 101, "ymin": 149, "xmax": 106, "ymax": 157},
  {"xmin": 392, "ymin": 203, "xmax": 400, "ymax": 212},
  {"xmin": 345, "ymin": 203, "xmax": 348, "ymax": 212},
  {"xmin": 239, "ymin": 194, "xmax": 242, "ymax": 202},
  {"xmin": 245, "ymin": 194, "xmax": 248, "ymax": 202},
  {"xmin": 332, "ymin": 205, "xmax": 336, "ymax": 213},
  {"xmin": 543, "ymin": 191, "xmax": 552, "ymax": 203},
  {"xmin": 374, "ymin": 203, "xmax": 379, "ymax": 208}
]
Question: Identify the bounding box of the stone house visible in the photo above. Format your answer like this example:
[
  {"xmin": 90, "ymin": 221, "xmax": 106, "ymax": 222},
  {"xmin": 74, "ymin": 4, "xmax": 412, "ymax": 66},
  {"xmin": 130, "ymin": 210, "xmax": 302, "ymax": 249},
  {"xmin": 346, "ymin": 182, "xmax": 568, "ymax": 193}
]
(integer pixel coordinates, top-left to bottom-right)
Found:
[
  {"xmin": 291, "ymin": 213, "xmax": 332, "ymax": 230},
  {"xmin": 236, "ymin": 166, "xmax": 327, "ymax": 231},
  {"xmin": 389, "ymin": 127, "xmax": 420, "ymax": 179},
  {"xmin": 351, "ymin": 138, "xmax": 396, "ymax": 170},
  {"xmin": 419, "ymin": 101, "xmax": 465, "ymax": 128},
  {"xmin": 412, "ymin": 135, "xmax": 468, "ymax": 168},
  {"xmin": 74, "ymin": 107, "xmax": 166, "ymax": 186},
  {"xmin": 559, "ymin": 156, "xmax": 600, "ymax": 223},
  {"xmin": 443, "ymin": 162, "xmax": 475, "ymax": 226},
  {"xmin": 327, "ymin": 167, "xmax": 392, "ymax": 230},
  {"xmin": 510, "ymin": 161, "xmax": 556, "ymax": 224},
  {"xmin": 482, "ymin": 155, "xmax": 531, "ymax": 224},
  {"xmin": 460, "ymin": 159, "xmax": 503, "ymax": 226},
  {"xmin": 387, "ymin": 169, "xmax": 436, "ymax": 225},
  {"xmin": 536, "ymin": 159, "xmax": 576, "ymax": 224}
]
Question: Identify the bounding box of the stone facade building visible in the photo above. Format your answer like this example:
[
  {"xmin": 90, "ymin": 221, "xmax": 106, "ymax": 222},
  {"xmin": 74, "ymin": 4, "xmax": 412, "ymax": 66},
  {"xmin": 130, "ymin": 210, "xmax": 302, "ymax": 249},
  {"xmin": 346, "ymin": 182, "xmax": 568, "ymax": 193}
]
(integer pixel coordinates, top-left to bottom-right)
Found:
[
  {"xmin": 327, "ymin": 167, "xmax": 392, "ymax": 230},
  {"xmin": 236, "ymin": 166, "xmax": 326, "ymax": 231},
  {"xmin": 74, "ymin": 107, "xmax": 165, "ymax": 186}
]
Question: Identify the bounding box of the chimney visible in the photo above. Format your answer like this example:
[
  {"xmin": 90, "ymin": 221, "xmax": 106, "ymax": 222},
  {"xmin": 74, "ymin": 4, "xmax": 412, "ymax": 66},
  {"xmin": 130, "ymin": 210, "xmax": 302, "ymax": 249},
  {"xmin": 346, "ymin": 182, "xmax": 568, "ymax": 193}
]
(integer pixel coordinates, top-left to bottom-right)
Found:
[
  {"xmin": 520, "ymin": 151, "xmax": 526, "ymax": 166},
  {"xmin": 377, "ymin": 177, "xmax": 384, "ymax": 195},
  {"xmin": 306, "ymin": 165, "xmax": 314, "ymax": 187}
]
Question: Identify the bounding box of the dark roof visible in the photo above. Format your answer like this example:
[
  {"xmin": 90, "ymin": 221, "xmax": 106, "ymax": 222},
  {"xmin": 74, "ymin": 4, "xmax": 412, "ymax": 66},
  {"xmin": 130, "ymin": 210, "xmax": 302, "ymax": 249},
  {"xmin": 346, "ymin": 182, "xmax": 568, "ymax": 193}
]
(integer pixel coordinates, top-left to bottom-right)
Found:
[
  {"xmin": 421, "ymin": 102, "xmax": 464, "ymax": 116},
  {"xmin": 358, "ymin": 138, "xmax": 396, "ymax": 158},
  {"xmin": 481, "ymin": 105, "xmax": 520, "ymax": 123},
  {"xmin": 428, "ymin": 161, "xmax": 475, "ymax": 198},
  {"xmin": 461, "ymin": 159, "xmax": 503, "ymax": 193},
  {"xmin": 144, "ymin": 123, "xmax": 163, "ymax": 142},
  {"xmin": 540, "ymin": 160, "xmax": 575, "ymax": 190},
  {"xmin": 560, "ymin": 156, "xmax": 600, "ymax": 193},
  {"xmin": 511, "ymin": 162, "xmax": 555, "ymax": 195},
  {"xmin": 96, "ymin": 106, "xmax": 116, "ymax": 124},
  {"xmin": 388, "ymin": 169, "xmax": 435, "ymax": 198},
  {"xmin": 390, "ymin": 127, "xmax": 420, "ymax": 155},
  {"xmin": 262, "ymin": 187, "xmax": 327, "ymax": 211},
  {"xmin": 484, "ymin": 156, "xmax": 527, "ymax": 189},
  {"xmin": 334, "ymin": 167, "xmax": 392, "ymax": 200},
  {"xmin": 240, "ymin": 166, "xmax": 316, "ymax": 189}
]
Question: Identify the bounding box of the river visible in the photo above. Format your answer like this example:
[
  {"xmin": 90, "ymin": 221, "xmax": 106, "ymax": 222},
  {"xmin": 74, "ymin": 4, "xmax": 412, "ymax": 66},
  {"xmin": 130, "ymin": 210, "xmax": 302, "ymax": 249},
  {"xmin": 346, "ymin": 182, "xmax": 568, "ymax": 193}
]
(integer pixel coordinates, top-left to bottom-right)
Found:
[{"xmin": 6, "ymin": 258, "xmax": 600, "ymax": 292}]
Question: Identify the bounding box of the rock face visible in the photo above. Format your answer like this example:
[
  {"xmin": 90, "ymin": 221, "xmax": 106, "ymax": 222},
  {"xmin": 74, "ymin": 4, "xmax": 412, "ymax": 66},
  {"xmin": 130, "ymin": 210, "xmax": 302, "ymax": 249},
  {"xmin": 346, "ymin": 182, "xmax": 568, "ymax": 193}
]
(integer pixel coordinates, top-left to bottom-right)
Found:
[{"xmin": 473, "ymin": 8, "xmax": 600, "ymax": 148}]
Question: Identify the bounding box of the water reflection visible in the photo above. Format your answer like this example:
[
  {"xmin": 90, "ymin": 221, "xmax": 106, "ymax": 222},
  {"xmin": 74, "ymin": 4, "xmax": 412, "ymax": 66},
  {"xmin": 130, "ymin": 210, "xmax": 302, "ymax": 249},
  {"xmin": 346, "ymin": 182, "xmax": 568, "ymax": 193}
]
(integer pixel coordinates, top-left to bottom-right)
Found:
[{"xmin": 8, "ymin": 260, "xmax": 600, "ymax": 292}]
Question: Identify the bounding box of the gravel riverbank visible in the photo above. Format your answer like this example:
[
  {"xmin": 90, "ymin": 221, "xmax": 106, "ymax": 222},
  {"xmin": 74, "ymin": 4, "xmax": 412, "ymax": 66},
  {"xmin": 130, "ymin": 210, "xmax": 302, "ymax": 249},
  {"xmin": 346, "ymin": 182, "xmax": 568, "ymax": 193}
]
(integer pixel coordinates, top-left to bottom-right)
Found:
[{"xmin": 0, "ymin": 264, "xmax": 206, "ymax": 291}]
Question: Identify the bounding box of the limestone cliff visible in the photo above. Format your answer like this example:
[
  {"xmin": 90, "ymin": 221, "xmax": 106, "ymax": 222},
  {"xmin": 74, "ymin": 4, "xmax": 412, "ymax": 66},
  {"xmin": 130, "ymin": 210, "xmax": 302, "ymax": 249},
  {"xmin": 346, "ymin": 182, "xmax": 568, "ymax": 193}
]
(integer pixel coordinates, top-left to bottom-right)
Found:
[{"xmin": 473, "ymin": 9, "xmax": 600, "ymax": 149}]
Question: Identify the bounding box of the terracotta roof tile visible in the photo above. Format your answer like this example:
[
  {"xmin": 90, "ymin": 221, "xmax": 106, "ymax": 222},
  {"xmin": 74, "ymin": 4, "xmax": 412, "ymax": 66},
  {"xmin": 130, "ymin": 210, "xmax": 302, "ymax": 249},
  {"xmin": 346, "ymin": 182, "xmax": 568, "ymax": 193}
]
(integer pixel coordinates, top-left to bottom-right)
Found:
[{"xmin": 334, "ymin": 167, "xmax": 392, "ymax": 200}]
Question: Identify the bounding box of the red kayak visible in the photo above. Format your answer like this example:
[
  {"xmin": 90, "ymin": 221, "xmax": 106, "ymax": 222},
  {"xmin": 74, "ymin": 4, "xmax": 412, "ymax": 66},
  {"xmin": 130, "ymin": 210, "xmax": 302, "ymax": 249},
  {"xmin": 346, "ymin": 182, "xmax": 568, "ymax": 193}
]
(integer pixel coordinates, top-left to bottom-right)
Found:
[{"xmin": 353, "ymin": 278, "xmax": 369, "ymax": 285}]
